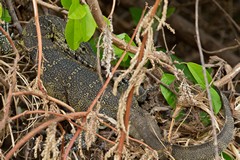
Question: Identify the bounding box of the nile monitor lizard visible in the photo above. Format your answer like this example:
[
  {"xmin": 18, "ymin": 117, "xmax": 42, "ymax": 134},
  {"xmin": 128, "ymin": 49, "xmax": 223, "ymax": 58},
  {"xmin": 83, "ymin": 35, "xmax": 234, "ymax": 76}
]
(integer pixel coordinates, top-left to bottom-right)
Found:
[{"xmin": 22, "ymin": 15, "xmax": 234, "ymax": 160}]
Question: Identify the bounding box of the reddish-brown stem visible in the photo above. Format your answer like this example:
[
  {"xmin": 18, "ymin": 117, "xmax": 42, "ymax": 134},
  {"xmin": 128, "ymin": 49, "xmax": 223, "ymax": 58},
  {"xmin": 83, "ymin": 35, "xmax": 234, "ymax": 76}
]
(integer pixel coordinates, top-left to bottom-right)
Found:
[
  {"xmin": 6, "ymin": 111, "xmax": 87, "ymax": 159},
  {"xmin": 117, "ymin": 87, "xmax": 134, "ymax": 155},
  {"xmin": 85, "ymin": 0, "xmax": 107, "ymax": 31},
  {"xmin": 10, "ymin": 110, "xmax": 86, "ymax": 121},
  {"xmin": 62, "ymin": 116, "xmax": 87, "ymax": 159},
  {"xmin": 32, "ymin": 0, "xmax": 44, "ymax": 91},
  {"xmin": 37, "ymin": 0, "xmax": 68, "ymax": 15},
  {"xmin": 117, "ymin": 29, "xmax": 149, "ymax": 159},
  {"xmin": 0, "ymin": 26, "xmax": 19, "ymax": 140},
  {"xmin": 62, "ymin": 127, "xmax": 82, "ymax": 160},
  {"xmin": 97, "ymin": 116, "xmax": 155, "ymax": 150},
  {"xmin": 5, "ymin": 117, "xmax": 64, "ymax": 160},
  {"xmin": 116, "ymin": 0, "xmax": 161, "ymax": 157}
]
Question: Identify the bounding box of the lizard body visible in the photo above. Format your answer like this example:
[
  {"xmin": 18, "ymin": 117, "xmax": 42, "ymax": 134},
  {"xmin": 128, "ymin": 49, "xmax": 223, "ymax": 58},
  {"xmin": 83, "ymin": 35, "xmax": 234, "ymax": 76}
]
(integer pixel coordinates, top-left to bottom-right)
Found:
[{"xmin": 22, "ymin": 15, "xmax": 234, "ymax": 160}]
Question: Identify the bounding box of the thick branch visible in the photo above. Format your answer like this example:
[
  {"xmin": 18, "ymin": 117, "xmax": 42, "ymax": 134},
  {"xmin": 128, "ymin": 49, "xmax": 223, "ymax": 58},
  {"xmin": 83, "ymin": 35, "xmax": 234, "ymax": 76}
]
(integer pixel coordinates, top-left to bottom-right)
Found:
[{"xmin": 85, "ymin": 0, "xmax": 106, "ymax": 31}]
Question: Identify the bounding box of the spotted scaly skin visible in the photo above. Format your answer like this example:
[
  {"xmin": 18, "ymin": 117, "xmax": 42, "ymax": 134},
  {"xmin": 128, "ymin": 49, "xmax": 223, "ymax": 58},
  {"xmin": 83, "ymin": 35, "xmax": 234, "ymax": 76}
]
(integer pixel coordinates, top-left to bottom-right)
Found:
[
  {"xmin": 22, "ymin": 15, "xmax": 234, "ymax": 160},
  {"xmin": 0, "ymin": 23, "xmax": 12, "ymax": 54}
]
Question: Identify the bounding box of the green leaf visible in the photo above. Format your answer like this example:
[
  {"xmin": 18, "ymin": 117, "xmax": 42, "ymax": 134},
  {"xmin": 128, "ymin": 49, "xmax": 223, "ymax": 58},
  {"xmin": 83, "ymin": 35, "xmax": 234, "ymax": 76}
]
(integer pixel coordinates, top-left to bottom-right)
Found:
[
  {"xmin": 210, "ymin": 88, "xmax": 221, "ymax": 114},
  {"xmin": 171, "ymin": 55, "xmax": 196, "ymax": 83},
  {"xmin": 129, "ymin": 7, "xmax": 142, "ymax": 25},
  {"xmin": 65, "ymin": 4, "xmax": 96, "ymax": 50},
  {"xmin": 88, "ymin": 38, "xmax": 98, "ymax": 53},
  {"xmin": 68, "ymin": 0, "xmax": 86, "ymax": 19},
  {"xmin": 221, "ymin": 152, "xmax": 234, "ymax": 160},
  {"xmin": 166, "ymin": 6, "xmax": 175, "ymax": 17},
  {"xmin": 160, "ymin": 73, "xmax": 177, "ymax": 107},
  {"xmin": 115, "ymin": 33, "xmax": 136, "ymax": 52},
  {"xmin": 187, "ymin": 62, "xmax": 212, "ymax": 88},
  {"xmin": 199, "ymin": 111, "xmax": 211, "ymax": 126},
  {"xmin": 1, "ymin": 8, "xmax": 11, "ymax": 22},
  {"xmin": 111, "ymin": 33, "xmax": 136, "ymax": 67},
  {"xmin": 117, "ymin": 33, "xmax": 128, "ymax": 40},
  {"xmin": 186, "ymin": 62, "xmax": 221, "ymax": 113},
  {"xmin": 61, "ymin": 0, "xmax": 72, "ymax": 10},
  {"xmin": 78, "ymin": 4, "xmax": 96, "ymax": 41},
  {"xmin": 0, "ymin": 3, "xmax": 2, "ymax": 19},
  {"xmin": 103, "ymin": 16, "xmax": 111, "ymax": 25},
  {"xmin": 114, "ymin": 46, "xmax": 129, "ymax": 62},
  {"xmin": 175, "ymin": 110, "xmax": 185, "ymax": 121},
  {"xmin": 65, "ymin": 19, "xmax": 82, "ymax": 50}
]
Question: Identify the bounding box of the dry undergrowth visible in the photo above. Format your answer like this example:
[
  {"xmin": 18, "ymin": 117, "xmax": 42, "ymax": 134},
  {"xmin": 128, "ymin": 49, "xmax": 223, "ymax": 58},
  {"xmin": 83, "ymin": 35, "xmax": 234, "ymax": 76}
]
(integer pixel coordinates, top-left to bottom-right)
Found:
[{"xmin": 0, "ymin": 40, "xmax": 237, "ymax": 159}]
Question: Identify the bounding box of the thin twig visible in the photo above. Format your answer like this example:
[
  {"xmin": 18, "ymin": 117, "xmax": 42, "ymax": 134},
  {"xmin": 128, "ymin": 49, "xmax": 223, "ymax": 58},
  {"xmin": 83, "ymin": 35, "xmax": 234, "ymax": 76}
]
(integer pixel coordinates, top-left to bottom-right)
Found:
[
  {"xmin": 118, "ymin": 35, "xmax": 148, "ymax": 158},
  {"xmin": 212, "ymin": 0, "xmax": 240, "ymax": 32},
  {"xmin": 6, "ymin": 0, "xmax": 23, "ymax": 33},
  {"xmin": 146, "ymin": 71, "xmax": 178, "ymax": 95},
  {"xmin": 0, "ymin": 25, "xmax": 19, "ymax": 137},
  {"xmin": 10, "ymin": 110, "xmax": 86, "ymax": 121},
  {"xmin": 202, "ymin": 41, "xmax": 240, "ymax": 54},
  {"xmin": 162, "ymin": 28, "xmax": 169, "ymax": 52},
  {"xmin": 195, "ymin": 1, "xmax": 219, "ymax": 159},
  {"xmin": 6, "ymin": 111, "xmax": 87, "ymax": 160},
  {"xmin": 5, "ymin": 116, "xmax": 65, "ymax": 160},
  {"xmin": 108, "ymin": 0, "xmax": 116, "ymax": 18},
  {"xmin": 62, "ymin": 126, "xmax": 82, "ymax": 160},
  {"xmin": 214, "ymin": 63, "xmax": 240, "ymax": 87},
  {"xmin": 32, "ymin": 0, "xmax": 43, "ymax": 91},
  {"xmin": 97, "ymin": 116, "xmax": 155, "ymax": 150},
  {"xmin": 0, "ymin": 76, "xmax": 10, "ymax": 88},
  {"xmin": 85, "ymin": 0, "xmax": 107, "ymax": 31},
  {"xmin": 13, "ymin": 90, "xmax": 75, "ymax": 112},
  {"xmin": 37, "ymin": 0, "xmax": 68, "ymax": 15}
]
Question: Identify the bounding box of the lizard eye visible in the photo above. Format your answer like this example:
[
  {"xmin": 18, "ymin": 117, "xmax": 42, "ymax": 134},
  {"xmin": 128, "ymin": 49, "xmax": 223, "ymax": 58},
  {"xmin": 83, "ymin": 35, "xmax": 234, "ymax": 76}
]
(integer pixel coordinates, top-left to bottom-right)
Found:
[{"xmin": 81, "ymin": 46, "xmax": 86, "ymax": 52}]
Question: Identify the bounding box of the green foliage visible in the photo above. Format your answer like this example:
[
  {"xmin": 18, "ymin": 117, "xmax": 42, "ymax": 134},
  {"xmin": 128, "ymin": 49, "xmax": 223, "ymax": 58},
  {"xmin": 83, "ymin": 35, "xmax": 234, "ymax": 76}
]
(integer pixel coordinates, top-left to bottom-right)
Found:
[
  {"xmin": 129, "ymin": 7, "xmax": 142, "ymax": 25},
  {"xmin": 166, "ymin": 6, "xmax": 175, "ymax": 17},
  {"xmin": 160, "ymin": 60, "xmax": 222, "ymax": 114},
  {"xmin": 160, "ymin": 73, "xmax": 177, "ymax": 107},
  {"xmin": 221, "ymin": 152, "xmax": 234, "ymax": 160},
  {"xmin": 61, "ymin": 0, "xmax": 72, "ymax": 10},
  {"xmin": 103, "ymin": 16, "xmax": 111, "ymax": 25},
  {"xmin": 174, "ymin": 110, "xmax": 185, "ymax": 121},
  {"xmin": 171, "ymin": 55, "xmax": 196, "ymax": 83},
  {"xmin": 0, "ymin": 3, "xmax": 2, "ymax": 18},
  {"xmin": 199, "ymin": 111, "xmax": 211, "ymax": 126},
  {"xmin": 65, "ymin": 19, "xmax": 82, "ymax": 49},
  {"xmin": 68, "ymin": 1, "xmax": 86, "ymax": 19},
  {"xmin": 186, "ymin": 62, "xmax": 212, "ymax": 87},
  {"xmin": 0, "ymin": 4, "xmax": 11, "ymax": 22},
  {"xmin": 209, "ymin": 87, "xmax": 221, "ymax": 114},
  {"xmin": 155, "ymin": 6, "xmax": 175, "ymax": 23},
  {"xmin": 112, "ymin": 33, "xmax": 135, "ymax": 67},
  {"xmin": 186, "ymin": 62, "xmax": 221, "ymax": 114},
  {"xmin": 61, "ymin": 0, "xmax": 97, "ymax": 50}
]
